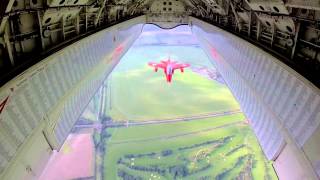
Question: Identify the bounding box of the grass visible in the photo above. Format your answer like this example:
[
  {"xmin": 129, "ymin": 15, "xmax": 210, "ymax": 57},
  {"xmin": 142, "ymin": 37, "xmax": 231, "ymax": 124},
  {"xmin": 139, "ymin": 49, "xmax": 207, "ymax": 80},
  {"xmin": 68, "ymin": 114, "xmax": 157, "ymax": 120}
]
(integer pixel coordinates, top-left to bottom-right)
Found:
[
  {"xmin": 108, "ymin": 114, "xmax": 244, "ymax": 142},
  {"xmin": 103, "ymin": 115, "xmax": 277, "ymax": 179},
  {"xmin": 105, "ymin": 46, "xmax": 240, "ymax": 121},
  {"xmin": 101, "ymin": 43, "xmax": 277, "ymax": 179}
]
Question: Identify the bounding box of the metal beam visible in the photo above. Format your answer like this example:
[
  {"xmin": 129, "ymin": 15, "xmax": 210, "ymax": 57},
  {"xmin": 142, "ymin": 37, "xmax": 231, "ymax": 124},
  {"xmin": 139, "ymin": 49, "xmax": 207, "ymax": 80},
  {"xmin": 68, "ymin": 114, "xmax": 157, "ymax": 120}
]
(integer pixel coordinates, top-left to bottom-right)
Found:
[
  {"xmin": 271, "ymin": 23, "xmax": 275, "ymax": 47},
  {"xmin": 230, "ymin": 2, "xmax": 242, "ymax": 31},
  {"xmin": 248, "ymin": 11, "xmax": 252, "ymax": 36},
  {"xmin": 94, "ymin": 0, "xmax": 108, "ymax": 27},
  {"xmin": 3, "ymin": 23, "xmax": 14, "ymax": 66},
  {"xmin": 291, "ymin": 22, "xmax": 301, "ymax": 59},
  {"xmin": 61, "ymin": 18, "xmax": 65, "ymax": 40},
  {"xmin": 85, "ymin": 6, "xmax": 88, "ymax": 32},
  {"xmin": 75, "ymin": 13, "xmax": 80, "ymax": 35},
  {"xmin": 37, "ymin": 10, "xmax": 46, "ymax": 50},
  {"xmin": 256, "ymin": 19, "xmax": 261, "ymax": 40}
]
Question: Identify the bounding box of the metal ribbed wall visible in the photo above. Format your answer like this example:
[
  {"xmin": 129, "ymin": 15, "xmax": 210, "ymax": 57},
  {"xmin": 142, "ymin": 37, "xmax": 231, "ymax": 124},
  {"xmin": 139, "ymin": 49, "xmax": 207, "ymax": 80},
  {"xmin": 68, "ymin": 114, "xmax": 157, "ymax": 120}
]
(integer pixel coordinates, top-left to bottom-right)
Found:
[
  {"xmin": 191, "ymin": 17, "xmax": 320, "ymax": 163},
  {"xmin": 47, "ymin": 22, "xmax": 144, "ymax": 149},
  {"xmin": 0, "ymin": 16, "xmax": 145, "ymax": 177}
]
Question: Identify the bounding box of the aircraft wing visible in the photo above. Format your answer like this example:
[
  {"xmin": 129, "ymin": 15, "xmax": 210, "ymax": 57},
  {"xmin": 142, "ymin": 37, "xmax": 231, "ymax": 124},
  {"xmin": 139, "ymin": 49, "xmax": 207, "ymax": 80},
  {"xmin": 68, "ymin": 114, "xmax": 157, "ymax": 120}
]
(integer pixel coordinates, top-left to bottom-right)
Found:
[
  {"xmin": 148, "ymin": 62, "xmax": 166, "ymax": 69},
  {"xmin": 172, "ymin": 63, "xmax": 190, "ymax": 70}
]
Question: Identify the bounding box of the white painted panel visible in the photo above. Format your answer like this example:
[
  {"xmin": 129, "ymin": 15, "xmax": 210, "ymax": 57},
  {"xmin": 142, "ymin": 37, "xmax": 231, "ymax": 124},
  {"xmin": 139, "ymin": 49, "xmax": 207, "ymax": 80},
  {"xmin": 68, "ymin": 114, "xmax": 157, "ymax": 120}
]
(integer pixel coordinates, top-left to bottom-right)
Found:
[
  {"xmin": 191, "ymin": 20, "xmax": 286, "ymax": 160},
  {"xmin": 50, "ymin": 22, "xmax": 145, "ymax": 149},
  {"xmin": 191, "ymin": 18, "xmax": 320, "ymax": 178},
  {"xmin": 0, "ymin": 16, "xmax": 146, "ymax": 178}
]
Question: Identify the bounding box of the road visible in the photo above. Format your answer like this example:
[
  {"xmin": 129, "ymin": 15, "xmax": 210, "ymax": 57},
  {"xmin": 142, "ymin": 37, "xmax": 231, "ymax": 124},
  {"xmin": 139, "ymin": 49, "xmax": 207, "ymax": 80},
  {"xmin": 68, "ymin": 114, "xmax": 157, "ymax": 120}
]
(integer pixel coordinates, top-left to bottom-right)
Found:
[
  {"xmin": 108, "ymin": 120, "xmax": 243, "ymax": 145},
  {"xmin": 74, "ymin": 109, "xmax": 242, "ymax": 129}
]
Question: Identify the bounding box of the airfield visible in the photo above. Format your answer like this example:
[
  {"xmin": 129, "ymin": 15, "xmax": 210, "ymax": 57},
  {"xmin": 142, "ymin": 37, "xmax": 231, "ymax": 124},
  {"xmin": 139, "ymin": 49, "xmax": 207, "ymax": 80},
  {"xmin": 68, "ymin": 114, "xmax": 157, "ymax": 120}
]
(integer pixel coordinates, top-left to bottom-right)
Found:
[{"xmin": 39, "ymin": 25, "xmax": 277, "ymax": 180}]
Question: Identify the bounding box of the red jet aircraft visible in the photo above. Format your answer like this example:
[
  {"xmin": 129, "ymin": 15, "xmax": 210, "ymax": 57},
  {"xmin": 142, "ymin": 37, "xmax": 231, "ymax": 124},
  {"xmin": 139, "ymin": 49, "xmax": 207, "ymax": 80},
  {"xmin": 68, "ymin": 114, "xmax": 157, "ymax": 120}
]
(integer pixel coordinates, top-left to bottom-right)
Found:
[{"xmin": 148, "ymin": 57, "xmax": 190, "ymax": 83}]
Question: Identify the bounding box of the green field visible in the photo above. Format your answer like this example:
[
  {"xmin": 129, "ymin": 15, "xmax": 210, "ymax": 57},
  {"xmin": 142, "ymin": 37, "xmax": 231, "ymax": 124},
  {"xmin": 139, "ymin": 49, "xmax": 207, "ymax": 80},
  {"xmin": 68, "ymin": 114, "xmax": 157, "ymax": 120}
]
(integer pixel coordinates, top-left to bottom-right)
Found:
[
  {"xmin": 101, "ymin": 41, "xmax": 277, "ymax": 179},
  {"xmin": 105, "ymin": 46, "xmax": 240, "ymax": 121},
  {"xmin": 103, "ymin": 114, "xmax": 277, "ymax": 179}
]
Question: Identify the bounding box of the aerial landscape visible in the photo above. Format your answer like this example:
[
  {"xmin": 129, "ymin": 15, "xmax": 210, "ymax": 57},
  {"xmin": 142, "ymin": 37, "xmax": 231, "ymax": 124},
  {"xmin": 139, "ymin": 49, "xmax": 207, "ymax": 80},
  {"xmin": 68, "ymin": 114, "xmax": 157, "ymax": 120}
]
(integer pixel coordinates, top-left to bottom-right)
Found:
[{"xmin": 40, "ymin": 25, "xmax": 277, "ymax": 180}]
